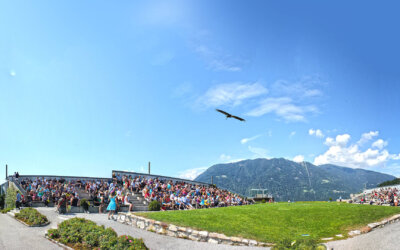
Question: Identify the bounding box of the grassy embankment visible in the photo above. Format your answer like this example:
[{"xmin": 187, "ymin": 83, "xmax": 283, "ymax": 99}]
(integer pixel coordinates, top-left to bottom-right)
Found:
[{"xmin": 137, "ymin": 202, "xmax": 400, "ymax": 243}]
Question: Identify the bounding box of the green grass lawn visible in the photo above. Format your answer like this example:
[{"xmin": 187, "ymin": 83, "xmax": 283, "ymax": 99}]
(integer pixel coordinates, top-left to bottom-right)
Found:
[{"xmin": 136, "ymin": 202, "xmax": 400, "ymax": 243}]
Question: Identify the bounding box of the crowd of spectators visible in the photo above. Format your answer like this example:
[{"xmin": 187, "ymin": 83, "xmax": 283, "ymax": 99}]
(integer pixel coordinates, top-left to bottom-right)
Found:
[
  {"xmin": 13, "ymin": 173, "xmax": 253, "ymax": 213},
  {"xmin": 17, "ymin": 177, "xmax": 81, "ymax": 207},
  {"xmin": 115, "ymin": 173, "xmax": 253, "ymax": 211},
  {"xmin": 358, "ymin": 186, "xmax": 399, "ymax": 206}
]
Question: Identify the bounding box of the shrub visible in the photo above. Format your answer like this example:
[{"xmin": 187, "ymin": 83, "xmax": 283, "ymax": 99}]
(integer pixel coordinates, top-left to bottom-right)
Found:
[
  {"xmin": 148, "ymin": 200, "xmax": 161, "ymax": 211},
  {"xmin": 48, "ymin": 217, "xmax": 148, "ymax": 249},
  {"xmin": 1, "ymin": 207, "xmax": 13, "ymax": 214},
  {"xmin": 272, "ymin": 238, "xmax": 326, "ymax": 250},
  {"xmin": 15, "ymin": 207, "xmax": 49, "ymax": 226},
  {"xmin": 5, "ymin": 186, "xmax": 17, "ymax": 209}
]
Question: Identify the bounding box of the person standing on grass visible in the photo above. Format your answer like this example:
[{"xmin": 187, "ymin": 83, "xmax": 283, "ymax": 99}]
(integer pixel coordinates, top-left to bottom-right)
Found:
[{"xmin": 107, "ymin": 191, "xmax": 117, "ymax": 220}]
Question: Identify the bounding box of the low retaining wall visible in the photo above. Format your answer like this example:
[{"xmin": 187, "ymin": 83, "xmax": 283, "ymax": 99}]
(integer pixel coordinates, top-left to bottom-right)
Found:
[
  {"xmin": 347, "ymin": 214, "xmax": 400, "ymax": 237},
  {"xmin": 116, "ymin": 212, "xmax": 400, "ymax": 246},
  {"xmin": 116, "ymin": 213, "xmax": 273, "ymax": 247}
]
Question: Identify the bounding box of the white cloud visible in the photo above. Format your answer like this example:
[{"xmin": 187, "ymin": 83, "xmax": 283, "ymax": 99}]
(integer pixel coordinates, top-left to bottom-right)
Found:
[
  {"xmin": 248, "ymin": 146, "xmax": 268, "ymax": 158},
  {"xmin": 336, "ymin": 134, "xmax": 351, "ymax": 146},
  {"xmin": 246, "ymin": 97, "xmax": 317, "ymax": 122},
  {"xmin": 198, "ymin": 82, "xmax": 267, "ymax": 107},
  {"xmin": 178, "ymin": 167, "xmax": 208, "ymax": 180},
  {"xmin": 324, "ymin": 134, "xmax": 351, "ymax": 147},
  {"xmin": 10, "ymin": 70, "xmax": 16, "ymax": 77},
  {"xmin": 357, "ymin": 131, "xmax": 379, "ymax": 145},
  {"xmin": 241, "ymin": 134, "xmax": 261, "ymax": 144},
  {"xmin": 372, "ymin": 139, "xmax": 388, "ymax": 149},
  {"xmin": 293, "ymin": 155, "xmax": 305, "ymax": 162},
  {"xmin": 289, "ymin": 131, "xmax": 296, "ymax": 137},
  {"xmin": 390, "ymin": 154, "xmax": 400, "ymax": 160},
  {"xmin": 309, "ymin": 129, "xmax": 324, "ymax": 138},
  {"xmin": 314, "ymin": 131, "xmax": 399, "ymax": 169}
]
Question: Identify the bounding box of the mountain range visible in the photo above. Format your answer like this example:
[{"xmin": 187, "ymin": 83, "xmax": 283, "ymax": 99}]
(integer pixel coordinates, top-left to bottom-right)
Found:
[{"xmin": 194, "ymin": 158, "xmax": 395, "ymax": 201}]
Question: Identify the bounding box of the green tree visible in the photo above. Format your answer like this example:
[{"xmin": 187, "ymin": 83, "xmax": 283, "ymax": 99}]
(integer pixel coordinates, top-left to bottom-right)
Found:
[{"xmin": 5, "ymin": 185, "xmax": 17, "ymax": 209}]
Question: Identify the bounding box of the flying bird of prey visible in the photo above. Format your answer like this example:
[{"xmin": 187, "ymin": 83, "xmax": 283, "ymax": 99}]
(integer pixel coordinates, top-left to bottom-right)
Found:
[{"xmin": 216, "ymin": 109, "xmax": 246, "ymax": 122}]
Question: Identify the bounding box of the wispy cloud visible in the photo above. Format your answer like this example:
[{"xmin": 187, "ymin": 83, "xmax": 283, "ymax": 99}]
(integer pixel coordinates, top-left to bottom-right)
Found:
[
  {"xmin": 194, "ymin": 45, "xmax": 242, "ymax": 72},
  {"xmin": 192, "ymin": 76, "xmax": 324, "ymax": 122},
  {"xmin": 10, "ymin": 70, "xmax": 16, "ymax": 77},
  {"xmin": 246, "ymin": 97, "xmax": 317, "ymax": 122},
  {"xmin": 270, "ymin": 76, "xmax": 325, "ymax": 100},
  {"xmin": 245, "ymin": 76, "xmax": 324, "ymax": 122},
  {"xmin": 241, "ymin": 134, "xmax": 262, "ymax": 144},
  {"xmin": 248, "ymin": 146, "xmax": 268, "ymax": 158},
  {"xmin": 289, "ymin": 131, "xmax": 296, "ymax": 138},
  {"xmin": 197, "ymin": 82, "xmax": 267, "ymax": 108}
]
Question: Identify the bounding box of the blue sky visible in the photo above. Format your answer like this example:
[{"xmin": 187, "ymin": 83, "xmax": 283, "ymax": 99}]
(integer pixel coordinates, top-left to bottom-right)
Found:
[{"xmin": 1, "ymin": 0, "xmax": 400, "ymax": 182}]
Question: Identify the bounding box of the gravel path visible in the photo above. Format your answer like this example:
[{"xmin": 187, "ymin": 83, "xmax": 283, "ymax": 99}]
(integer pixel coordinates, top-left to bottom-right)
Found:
[
  {"xmin": 36, "ymin": 207, "xmax": 265, "ymax": 250},
  {"xmin": 325, "ymin": 221, "xmax": 400, "ymax": 250}
]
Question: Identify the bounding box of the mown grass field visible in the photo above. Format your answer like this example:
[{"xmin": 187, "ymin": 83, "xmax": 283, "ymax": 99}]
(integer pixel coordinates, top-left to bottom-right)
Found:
[{"xmin": 137, "ymin": 202, "xmax": 400, "ymax": 243}]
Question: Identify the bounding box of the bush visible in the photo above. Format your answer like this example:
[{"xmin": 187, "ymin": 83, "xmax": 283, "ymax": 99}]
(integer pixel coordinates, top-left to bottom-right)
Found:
[
  {"xmin": 148, "ymin": 200, "xmax": 161, "ymax": 211},
  {"xmin": 15, "ymin": 207, "xmax": 49, "ymax": 226},
  {"xmin": 1, "ymin": 207, "xmax": 13, "ymax": 214},
  {"xmin": 5, "ymin": 186, "xmax": 17, "ymax": 209},
  {"xmin": 272, "ymin": 238, "xmax": 326, "ymax": 250},
  {"xmin": 48, "ymin": 217, "xmax": 148, "ymax": 249}
]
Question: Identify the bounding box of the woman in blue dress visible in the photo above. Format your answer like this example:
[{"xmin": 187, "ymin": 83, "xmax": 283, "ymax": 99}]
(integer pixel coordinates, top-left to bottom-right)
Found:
[{"xmin": 107, "ymin": 191, "xmax": 117, "ymax": 220}]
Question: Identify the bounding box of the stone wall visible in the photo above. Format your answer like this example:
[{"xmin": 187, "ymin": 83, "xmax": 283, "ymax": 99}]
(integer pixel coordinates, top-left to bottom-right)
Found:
[
  {"xmin": 116, "ymin": 212, "xmax": 400, "ymax": 246},
  {"xmin": 116, "ymin": 213, "xmax": 272, "ymax": 247}
]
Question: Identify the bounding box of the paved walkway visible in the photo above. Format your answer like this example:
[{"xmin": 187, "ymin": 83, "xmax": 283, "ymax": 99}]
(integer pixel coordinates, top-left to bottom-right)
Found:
[
  {"xmin": 325, "ymin": 221, "xmax": 400, "ymax": 250},
  {"xmin": 0, "ymin": 212, "xmax": 60, "ymax": 250},
  {"xmin": 0, "ymin": 207, "xmax": 264, "ymax": 250}
]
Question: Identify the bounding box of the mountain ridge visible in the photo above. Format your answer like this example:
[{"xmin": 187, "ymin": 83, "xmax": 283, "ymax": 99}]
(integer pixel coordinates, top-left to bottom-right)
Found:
[{"xmin": 194, "ymin": 158, "xmax": 395, "ymax": 201}]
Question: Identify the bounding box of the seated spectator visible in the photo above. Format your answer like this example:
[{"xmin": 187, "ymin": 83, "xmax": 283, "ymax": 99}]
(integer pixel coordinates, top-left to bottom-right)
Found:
[{"xmin": 123, "ymin": 192, "xmax": 133, "ymax": 212}]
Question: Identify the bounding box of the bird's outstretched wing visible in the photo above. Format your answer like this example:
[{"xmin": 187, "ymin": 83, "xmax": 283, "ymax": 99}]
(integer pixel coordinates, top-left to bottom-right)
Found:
[
  {"xmin": 232, "ymin": 115, "xmax": 246, "ymax": 122},
  {"xmin": 216, "ymin": 109, "xmax": 231, "ymax": 116}
]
